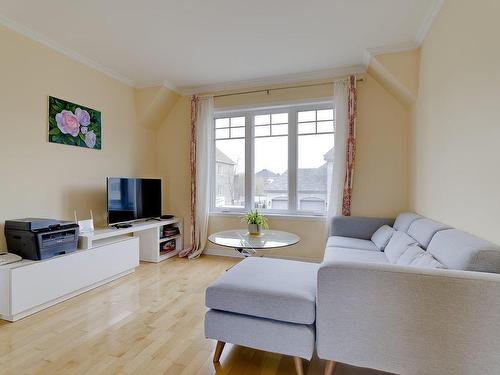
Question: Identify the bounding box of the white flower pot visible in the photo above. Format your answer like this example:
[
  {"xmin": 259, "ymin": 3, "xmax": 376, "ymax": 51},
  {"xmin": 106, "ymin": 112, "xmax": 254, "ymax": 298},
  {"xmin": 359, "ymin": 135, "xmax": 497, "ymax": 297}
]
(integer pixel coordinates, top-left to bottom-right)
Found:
[{"xmin": 248, "ymin": 223, "xmax": 261, "ymax": 235}]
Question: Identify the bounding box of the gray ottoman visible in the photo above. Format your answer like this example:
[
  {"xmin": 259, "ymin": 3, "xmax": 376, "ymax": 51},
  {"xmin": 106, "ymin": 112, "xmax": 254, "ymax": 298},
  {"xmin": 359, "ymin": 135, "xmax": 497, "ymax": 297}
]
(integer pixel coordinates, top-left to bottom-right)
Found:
[{"xmin": 205, "ymin": 257, "xmax": 318, "ymax": 375}]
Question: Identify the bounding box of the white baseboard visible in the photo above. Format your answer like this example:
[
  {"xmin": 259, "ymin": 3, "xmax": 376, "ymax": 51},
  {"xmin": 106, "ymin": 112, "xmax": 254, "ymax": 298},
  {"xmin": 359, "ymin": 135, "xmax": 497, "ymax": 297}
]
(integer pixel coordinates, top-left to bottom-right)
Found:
[{"xmin": 203, "ymin": 247, "xmax": 320, "ymax": 263}]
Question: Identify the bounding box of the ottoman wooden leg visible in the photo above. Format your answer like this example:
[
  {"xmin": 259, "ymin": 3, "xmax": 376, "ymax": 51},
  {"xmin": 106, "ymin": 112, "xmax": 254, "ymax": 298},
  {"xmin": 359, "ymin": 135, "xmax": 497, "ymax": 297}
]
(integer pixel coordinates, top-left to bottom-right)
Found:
[
  {"xmin": 324, "ymin": 360, "xmax": 337, "ymax": 375},
  {"xmin": 293, "ymin": 356, "xmax": 304, "ymax": 375},
  {"xmin": 213, "ymin": 341, "xmax": 226, "ymax": 362}
]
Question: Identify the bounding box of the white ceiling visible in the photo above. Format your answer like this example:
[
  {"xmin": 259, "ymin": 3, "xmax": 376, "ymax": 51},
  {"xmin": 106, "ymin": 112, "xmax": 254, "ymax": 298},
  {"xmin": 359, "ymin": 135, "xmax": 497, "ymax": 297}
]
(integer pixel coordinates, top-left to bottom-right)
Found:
[{"xmin": 0, "ymin": 0, "xmax": 439, "ymax": 93}]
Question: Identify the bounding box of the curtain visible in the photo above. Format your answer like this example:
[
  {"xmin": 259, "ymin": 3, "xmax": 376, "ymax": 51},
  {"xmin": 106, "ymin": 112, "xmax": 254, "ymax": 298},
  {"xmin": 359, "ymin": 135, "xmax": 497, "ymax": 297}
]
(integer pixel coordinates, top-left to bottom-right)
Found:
[
  {"xmin": 342, "ymin": 76, "xmax": 357, "ymax": 216},
  {"xmin": 179, "ymin": 95, "xmax": 214, "ymax": 259},
  {"xmin": 327, "ymin": 76, "xmax": 357, "ymax": 222}
]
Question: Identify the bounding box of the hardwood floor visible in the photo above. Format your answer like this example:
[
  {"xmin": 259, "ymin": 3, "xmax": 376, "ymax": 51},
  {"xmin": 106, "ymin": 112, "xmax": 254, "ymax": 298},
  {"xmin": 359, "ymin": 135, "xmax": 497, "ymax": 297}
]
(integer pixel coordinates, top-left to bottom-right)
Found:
[{"xmin": 0, "ymin": 256, "xmax": 389, "ymax": 375}]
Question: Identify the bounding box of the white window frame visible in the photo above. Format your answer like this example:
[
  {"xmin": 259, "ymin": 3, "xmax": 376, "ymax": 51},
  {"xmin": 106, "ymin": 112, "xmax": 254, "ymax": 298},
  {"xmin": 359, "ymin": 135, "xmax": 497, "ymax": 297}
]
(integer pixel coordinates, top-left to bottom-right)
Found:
[{"xmin": 211, "ymin": 100, "xmax": 334, "ymax": 217}]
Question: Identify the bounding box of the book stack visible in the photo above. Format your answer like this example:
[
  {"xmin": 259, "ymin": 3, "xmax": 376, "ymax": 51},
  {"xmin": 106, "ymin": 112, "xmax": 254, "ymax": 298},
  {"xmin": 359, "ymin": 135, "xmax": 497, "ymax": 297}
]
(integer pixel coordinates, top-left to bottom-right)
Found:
[{"xmin": 162, "ymin": 225, "xmax": 180, "ymax": 238}]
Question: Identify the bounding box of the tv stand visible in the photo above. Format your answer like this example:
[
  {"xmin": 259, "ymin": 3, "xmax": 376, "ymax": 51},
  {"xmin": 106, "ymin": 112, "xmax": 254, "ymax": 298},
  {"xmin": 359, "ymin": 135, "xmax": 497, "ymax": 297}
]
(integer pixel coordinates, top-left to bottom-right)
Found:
[
  {"xmin": 0, "ymin": 218, "xmax": 183, "ymax": 322},
  {"xmin": 79, "ymin": 218, "xmax": 183, "ymax": 263}
]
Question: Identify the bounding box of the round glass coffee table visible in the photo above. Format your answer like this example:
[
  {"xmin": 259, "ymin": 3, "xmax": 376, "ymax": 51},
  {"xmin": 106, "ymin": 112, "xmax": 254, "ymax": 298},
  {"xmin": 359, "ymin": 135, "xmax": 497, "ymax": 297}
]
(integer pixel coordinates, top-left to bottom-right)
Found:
[{"xmin": 208, "ymin": 229, "xmax": 300, "ymax": 257}]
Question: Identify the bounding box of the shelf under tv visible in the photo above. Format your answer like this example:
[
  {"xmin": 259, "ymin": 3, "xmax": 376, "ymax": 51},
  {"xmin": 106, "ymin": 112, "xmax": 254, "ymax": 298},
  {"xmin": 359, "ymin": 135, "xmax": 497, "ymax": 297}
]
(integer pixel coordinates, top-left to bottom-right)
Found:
[
  {"xmin": 78, "ymin": 218, "xmax": 183, "ymax": 263},
  {"xmin": 159, "ymin": 234, "xmax": 181, "ymax": 243}
]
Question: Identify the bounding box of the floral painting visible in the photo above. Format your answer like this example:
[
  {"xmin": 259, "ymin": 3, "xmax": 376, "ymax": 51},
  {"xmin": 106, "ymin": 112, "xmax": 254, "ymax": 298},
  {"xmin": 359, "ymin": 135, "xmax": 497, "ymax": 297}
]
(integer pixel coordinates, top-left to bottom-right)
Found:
[{"xmin": 48, "ymin": 96, "xmax": 102, "ymax": 149}]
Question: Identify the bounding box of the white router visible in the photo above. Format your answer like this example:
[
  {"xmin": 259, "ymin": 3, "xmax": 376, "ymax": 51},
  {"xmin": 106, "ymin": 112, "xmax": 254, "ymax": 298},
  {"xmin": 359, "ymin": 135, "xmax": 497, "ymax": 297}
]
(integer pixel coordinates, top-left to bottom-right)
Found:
[{"xmin": 74, "ymin": 210, "xmax": 95, "ymax": 234}]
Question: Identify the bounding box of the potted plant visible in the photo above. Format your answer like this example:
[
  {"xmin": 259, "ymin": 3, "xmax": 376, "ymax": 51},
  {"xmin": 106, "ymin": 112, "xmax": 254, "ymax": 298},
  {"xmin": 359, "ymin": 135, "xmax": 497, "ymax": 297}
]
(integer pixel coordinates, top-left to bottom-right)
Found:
[{"xmin": 242, "ymin": 210, "xmax": 269, "ymax": 235}]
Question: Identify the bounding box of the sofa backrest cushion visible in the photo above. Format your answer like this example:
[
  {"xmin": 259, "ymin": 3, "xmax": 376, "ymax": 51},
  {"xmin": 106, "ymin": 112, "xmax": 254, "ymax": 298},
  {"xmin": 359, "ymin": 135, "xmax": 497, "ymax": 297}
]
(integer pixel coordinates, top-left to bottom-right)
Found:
[
  {"xmin": 397, "ymin": 245, "xmax": 446, "ymax": 269},
  {"xmin": 428, "ymin": 229, "xmax": 500, "ymax": 273},
  {"xmin": 393, "ymin": 212, "xmax": 422, "ymax": 232},
  {"xmin": 371, "ymin": 225, "xmax": 395, "ymax": 251},
  {"xmin": 385, "ymin": 231, "xmax": 418, "ymax": 264},
  {"xmin": 407, "ymin": 218, "xmax": 451, "ymax": 249}
]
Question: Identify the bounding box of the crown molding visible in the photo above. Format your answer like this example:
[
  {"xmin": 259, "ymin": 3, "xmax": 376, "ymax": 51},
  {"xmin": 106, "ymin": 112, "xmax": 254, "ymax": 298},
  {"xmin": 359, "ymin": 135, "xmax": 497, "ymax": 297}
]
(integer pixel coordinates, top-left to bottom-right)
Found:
[
  {"xmin": 415, "ymin": 0, "xmax": 445, "ymax": 44},
  {"xmin": 134, "ymin": 78, "xmax": 180, "ymax": 92},
  {"xmin": 362, "ymin": 41, "xmax": 420, "ymax": 68},
  {"xmin": 179, "ymin": 65, "xmax": 367, "ymax": 96},
  {"xmin": 363, "ymin": 0, "xmax": 444, "ymax": 67},
  {"xmin": 0, "ymin": 13, "xmax": 136, "ymax": 87}
]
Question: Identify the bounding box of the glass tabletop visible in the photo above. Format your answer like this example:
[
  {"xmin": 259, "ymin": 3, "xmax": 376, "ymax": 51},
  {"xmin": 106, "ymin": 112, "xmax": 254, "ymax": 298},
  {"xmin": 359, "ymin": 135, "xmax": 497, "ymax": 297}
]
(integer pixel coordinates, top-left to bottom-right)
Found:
[{"xmin": 208, "ymin": 229, "xmax": 300, "ymax": 250}]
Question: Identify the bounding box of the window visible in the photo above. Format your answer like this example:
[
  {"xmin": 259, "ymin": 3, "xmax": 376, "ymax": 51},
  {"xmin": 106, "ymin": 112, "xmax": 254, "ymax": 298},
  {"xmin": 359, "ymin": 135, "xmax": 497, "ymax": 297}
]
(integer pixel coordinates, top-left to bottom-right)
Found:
[
  {"xmin": 254, "ymin": 112, "xmax": 288, "ymax": 210},
  {"xmin": 214, "ymin": 116, "xmax": 245, "ymax": 209},
  {"xmin": 212, "ymin": 102, "xmax": 334, "ymax": 215},
  {"xmin": 297, "ymin": 108, "xmax": 334, "ymax": 212}
]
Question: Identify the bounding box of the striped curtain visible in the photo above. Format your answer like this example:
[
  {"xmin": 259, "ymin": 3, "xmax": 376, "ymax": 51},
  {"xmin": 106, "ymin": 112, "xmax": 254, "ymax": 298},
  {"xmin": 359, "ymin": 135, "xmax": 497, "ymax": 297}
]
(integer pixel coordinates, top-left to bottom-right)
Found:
[
  {"xmin": 341, "ymin": 76, "xmax": 357, "ymax": 216},
  {"xmin": 179, "ymin": 95, "xmax": 213, "ymax": 259}
]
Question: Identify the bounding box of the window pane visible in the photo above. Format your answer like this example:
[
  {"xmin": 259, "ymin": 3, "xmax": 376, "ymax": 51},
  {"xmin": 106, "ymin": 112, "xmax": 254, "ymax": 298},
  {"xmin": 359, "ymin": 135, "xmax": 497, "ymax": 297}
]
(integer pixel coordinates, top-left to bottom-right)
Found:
[
  {"xmin": 215, "ymin": 139, "xmax": 245, "ymax": 208},
  {"xmin": 297, "ymin": 133, "xmax": 334, "ymax": 213},
  {"xmin": 230, "ymin": 127, "xmax": 245, "ymax": 138},
  {"xmin": 216, "ymin": 118, "xmax": 229, "ymax": 128},
  {"xmin": 298, "ymin": 111, "xmax": 315, "ymax": 122},
  {"xmin": 231, "ymin": 117, "xmax": 245, "ymax": 127},
  {"xmin": 215, "ymin": 128, "xmax": 229, "ymax": 139},
  {"xmin": 298, "ymin": 122, "xmax": 316, "ymax": 134},
  {"xmin": 272, "ymin": 124, "xmax": 288, "ymax": 136},
  {"xmin": 254, "ymin": 136, "xmax": 288, "ymax": 210},
  {"xmin": 317, "ymin": 121, "xmax": 334, "ymax": 133},
  {"xmin": 255, "ymin": 125, "xmax": 270, "ymax": 137},
  {"xmin": 255, "ymin": 114, "xmax": 270, "ymax": 125},
  {"xmin": 317, "ymin": 109, "xmax": 334, "ymax": 121},
  {"xmin": 271, "ymin": 113, "xmax": 288, "ymax": 124}
]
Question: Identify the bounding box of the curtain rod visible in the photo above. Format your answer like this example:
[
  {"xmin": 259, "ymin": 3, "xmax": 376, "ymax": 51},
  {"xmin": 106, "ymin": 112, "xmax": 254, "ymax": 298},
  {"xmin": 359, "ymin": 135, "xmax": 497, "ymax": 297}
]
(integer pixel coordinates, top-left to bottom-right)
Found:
[{"xmin": 212, "ymin": 77, "xmax": 364, "ymax": 98}]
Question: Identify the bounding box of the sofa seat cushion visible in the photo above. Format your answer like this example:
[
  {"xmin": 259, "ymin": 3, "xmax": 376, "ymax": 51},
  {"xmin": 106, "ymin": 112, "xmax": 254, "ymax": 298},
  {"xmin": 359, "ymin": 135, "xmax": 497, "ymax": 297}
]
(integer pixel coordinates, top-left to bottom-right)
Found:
[
  {"xmin": 407, "ymin": 218, "xmax": 451, "ymax": 249},
  {"xmin": 324, "ymin": 247, "xmax": 389, "ymax": 264},
  {"xmin": 428, "ymin": 229, "xmax": 500, "ymax": 273},
  {"xmin": 206, "ymin": 257, "xmax": 318, "ymax": 325},
  {"xmin": 326, "ymin": 236, "xmax": 378, "ymax": 251}
]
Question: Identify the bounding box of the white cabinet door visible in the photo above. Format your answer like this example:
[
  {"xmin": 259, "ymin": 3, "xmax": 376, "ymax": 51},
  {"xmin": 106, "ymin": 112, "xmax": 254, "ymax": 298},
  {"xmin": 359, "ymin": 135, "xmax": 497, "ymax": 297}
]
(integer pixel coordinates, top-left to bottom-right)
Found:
[{"xmin": 10, "ymin": 238, "xmax": 139, "ymax": 315}]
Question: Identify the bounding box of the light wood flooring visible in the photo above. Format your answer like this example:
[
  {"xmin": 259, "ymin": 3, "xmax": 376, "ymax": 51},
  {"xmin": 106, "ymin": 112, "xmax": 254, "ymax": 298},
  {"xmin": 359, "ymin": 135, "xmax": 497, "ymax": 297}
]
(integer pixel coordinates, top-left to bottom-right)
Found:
[{"xmin": 0, "ymin": 256, "xmax": 389, "ymax": 375}]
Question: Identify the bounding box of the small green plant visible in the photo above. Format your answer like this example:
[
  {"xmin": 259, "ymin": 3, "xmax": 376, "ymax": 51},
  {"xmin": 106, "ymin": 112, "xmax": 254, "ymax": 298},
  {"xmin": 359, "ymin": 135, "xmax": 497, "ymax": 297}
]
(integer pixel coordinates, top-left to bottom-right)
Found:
[{"xmin": 242, "ymin": 210, "xmax": 269, "ymax": 229}]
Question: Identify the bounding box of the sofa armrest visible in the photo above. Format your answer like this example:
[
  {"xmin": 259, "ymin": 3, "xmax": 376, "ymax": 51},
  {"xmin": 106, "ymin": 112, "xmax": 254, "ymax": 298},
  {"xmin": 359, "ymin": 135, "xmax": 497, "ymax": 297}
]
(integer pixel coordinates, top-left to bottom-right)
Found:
[
  {"xmin": 329, "ymin": 216, "xmax": 394, "ymax": 239},
  {"xmin": 317, "ymin": 261, "xmax": 500, "ymax": 375}
]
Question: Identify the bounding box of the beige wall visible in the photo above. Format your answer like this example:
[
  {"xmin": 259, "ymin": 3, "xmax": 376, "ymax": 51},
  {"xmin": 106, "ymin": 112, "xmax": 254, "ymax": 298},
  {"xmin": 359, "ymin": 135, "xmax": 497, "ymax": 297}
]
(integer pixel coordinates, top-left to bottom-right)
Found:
[
  {"xmin": 0, "ymin": 22, "xmax": 411, "ymax": 258},
  {"xmin": 159, "ymin": 75, "xmax": 409, "ymax": 260},
  {"xmin": 410, "ymin": 0, "xmax": 500, "ymax": 244},
  {"xmin": 0, "ymin": 26, "xmax": 157, "ymax": 248}
]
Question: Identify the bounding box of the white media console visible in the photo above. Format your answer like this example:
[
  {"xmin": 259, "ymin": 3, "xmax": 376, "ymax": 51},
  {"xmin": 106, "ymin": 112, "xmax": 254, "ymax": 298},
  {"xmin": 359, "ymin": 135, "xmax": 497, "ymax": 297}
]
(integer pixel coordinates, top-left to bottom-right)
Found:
[{"xmin": 0, "ymin": 218, "xmax": 183, "ymax": 322}]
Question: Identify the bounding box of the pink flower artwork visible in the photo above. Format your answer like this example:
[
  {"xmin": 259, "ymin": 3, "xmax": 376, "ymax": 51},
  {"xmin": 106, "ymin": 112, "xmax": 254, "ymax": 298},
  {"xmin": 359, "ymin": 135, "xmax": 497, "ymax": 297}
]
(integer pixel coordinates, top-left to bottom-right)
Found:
[{"xmin": 55, "ymin": 110, "xmax": 80, "ymax": 137}]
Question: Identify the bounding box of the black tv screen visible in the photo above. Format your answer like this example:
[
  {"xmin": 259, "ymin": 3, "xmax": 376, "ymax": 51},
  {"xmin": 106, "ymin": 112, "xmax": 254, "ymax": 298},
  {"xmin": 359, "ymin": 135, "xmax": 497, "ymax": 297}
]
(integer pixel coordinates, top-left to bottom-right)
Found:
[{"xmin": 107, "ymin": 178, "xmax": 161, "ymax": 225}]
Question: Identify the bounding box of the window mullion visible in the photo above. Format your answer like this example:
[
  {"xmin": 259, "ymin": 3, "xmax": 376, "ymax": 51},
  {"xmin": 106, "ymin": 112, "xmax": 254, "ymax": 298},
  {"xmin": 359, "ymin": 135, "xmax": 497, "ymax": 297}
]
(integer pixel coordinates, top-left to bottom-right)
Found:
[
  {"xmin": 245, "ymin": 112, "xmax": 253, "ymax": 211},
  {"xmin": 288, "ymin": 108, "xmax": 298, "ymax": 212}
]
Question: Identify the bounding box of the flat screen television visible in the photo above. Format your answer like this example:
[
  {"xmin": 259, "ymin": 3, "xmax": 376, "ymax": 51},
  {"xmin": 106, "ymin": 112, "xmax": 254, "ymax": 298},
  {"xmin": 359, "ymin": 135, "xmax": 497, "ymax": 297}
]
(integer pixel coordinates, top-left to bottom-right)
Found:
[{"xmin": 107, "ymin": 177, "xmax": 161, "ymax": 225}]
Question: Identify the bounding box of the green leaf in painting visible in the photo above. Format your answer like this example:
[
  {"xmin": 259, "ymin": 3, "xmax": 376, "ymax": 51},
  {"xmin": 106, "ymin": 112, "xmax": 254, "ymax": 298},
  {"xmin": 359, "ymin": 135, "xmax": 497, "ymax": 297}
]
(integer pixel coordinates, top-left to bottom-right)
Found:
[{"xmin": 49, "ymin": 128, "xmax": 61, "ymax": 136}]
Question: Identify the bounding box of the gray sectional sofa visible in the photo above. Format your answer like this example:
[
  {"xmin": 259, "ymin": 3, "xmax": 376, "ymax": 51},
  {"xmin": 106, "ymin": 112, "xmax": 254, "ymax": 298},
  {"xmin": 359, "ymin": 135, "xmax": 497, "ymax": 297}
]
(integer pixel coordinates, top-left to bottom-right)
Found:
[{"xmin": 205, "ymin": 212, "xmax": 500, "ymax": 375}]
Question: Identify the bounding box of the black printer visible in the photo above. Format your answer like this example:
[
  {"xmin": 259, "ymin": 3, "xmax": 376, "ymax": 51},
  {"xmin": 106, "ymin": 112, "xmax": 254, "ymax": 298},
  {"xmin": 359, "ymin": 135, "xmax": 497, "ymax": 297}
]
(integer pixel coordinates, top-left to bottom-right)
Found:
[{"xmin": 4, "ymin": 218, "xmax": 79, "ymax": 261}]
